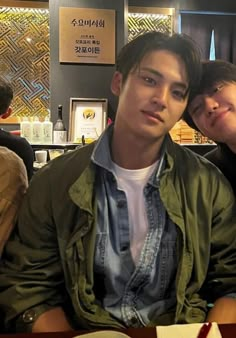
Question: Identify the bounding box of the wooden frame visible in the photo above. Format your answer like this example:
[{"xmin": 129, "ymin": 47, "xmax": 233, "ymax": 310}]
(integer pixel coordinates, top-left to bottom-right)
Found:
[
  {"xmin": 59, "ymin": 7, "xmax": 115, "ymax": 64},
  {"xmin": 69, "ymin": 98, "xmax": 108, "ymax": 144},
  {"xmin": 0, "ymin": 1, "xmax": 48, "ymax": 9}
]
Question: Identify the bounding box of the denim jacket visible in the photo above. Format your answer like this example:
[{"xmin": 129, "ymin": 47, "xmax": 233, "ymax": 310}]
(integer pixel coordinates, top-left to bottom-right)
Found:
[
  {"xmin": 92, "ymin": 131, "xmax": 177, "ymax": 326},
  {"xmin": 0, "ymin": 134, "xmax": 236, "ymax": 332}
]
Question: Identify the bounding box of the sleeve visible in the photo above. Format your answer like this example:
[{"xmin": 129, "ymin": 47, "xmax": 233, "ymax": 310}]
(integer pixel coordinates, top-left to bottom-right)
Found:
[{"xmin": 0, "ymin": 165, "xmax": 65, "ymax": 332}]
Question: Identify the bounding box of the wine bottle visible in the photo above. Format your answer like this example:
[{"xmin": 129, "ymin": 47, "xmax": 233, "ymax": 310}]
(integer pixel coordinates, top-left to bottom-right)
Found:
[{"xmin": 53, "ymin": 105, "xmax": 67, "ymax": 144}]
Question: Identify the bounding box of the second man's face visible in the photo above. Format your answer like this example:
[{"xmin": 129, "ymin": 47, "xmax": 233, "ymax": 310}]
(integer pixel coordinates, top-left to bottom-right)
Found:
[
  {"xmin": 189, "ymin": 82, "xmax": 236, "ymax": 143},
  {"xmin": 111, "ymin": 49, "xmax": 189, "ymax": 144}
]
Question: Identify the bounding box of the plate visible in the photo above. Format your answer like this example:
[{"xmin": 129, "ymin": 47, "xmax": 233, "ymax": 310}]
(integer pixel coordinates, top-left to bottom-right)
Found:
[{"xmin": 73, "ymin": 331, "xmax": 131, "ymax": 338}]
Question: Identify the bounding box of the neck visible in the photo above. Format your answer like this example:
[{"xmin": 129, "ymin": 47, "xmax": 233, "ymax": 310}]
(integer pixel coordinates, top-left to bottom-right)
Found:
[{"xmin": 111, "ymin": 126, "xmax": 164, "ymax": 169}]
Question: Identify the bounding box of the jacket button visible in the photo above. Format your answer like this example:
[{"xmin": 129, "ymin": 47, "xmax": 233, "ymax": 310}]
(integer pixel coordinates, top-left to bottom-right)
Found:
[{"xmin": 22, "ymin": 309, "xmax": 37, "ymax": 323}]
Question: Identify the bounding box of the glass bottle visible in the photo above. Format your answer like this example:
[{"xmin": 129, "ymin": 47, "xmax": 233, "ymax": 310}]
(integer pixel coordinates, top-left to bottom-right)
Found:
[
  {"xmin": 42, "ymin": 117, "xmax": 53, "ymax": 144},
  {"xmin": 53, "ymin": 105, "xmax": 67, "ymax": 144},
  {"xmin": 32, "ymin": 117, "xmax": 43, "ymax": 144},
  {"xmin": 20, "ymin": 117, "xmax": 32, "ymax": 143}
]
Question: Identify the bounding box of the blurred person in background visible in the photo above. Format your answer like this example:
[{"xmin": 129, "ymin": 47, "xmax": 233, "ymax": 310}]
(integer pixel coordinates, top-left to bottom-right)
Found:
[
  {"xmin": 183, "ymin": 60, "xmax": 236, "ymax": 195},
  {"xmin": 0, "ymin": 78, "xmax": 34, "ymax": 180},
  {"xmin": 0, "ymin": 146, "xmax": 27, "ymax": 256},
  {"xmin": 0, "ymin": 146, "xmax": 28, "ymax": 332}
]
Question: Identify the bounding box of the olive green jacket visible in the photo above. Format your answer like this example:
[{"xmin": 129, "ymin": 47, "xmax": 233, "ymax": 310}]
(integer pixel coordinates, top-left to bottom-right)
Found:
[{"xmin": 1, "ymin": 137, "xmax": 236, "ymax": 331}]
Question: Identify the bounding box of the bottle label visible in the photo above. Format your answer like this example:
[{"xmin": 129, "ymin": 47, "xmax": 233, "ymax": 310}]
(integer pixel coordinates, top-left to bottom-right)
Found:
[{"xmin": 53, "ymin": 130, "xmax": 67, "ymax": 144}]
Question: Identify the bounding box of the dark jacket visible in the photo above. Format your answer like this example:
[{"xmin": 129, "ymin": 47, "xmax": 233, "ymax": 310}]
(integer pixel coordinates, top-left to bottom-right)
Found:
[{"xmin": 205, "ymin": 143, "xmax": 236, "ymax": 196}]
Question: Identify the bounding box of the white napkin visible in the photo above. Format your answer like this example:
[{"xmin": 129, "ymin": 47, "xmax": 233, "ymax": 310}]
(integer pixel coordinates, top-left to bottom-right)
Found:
[{"xmin": 156, "ymin": 322, "xmax": 222, "ymax": 338}]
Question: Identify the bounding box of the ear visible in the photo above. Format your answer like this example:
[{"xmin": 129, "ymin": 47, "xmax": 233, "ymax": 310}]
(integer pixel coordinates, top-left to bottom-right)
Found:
[
  {"xmin": 1, "ymin": 107, "xmax": 12, "ymax": 119},
  {"xmin": 111, "ymin": 71, "xmax": 123, "ymax": 96}
]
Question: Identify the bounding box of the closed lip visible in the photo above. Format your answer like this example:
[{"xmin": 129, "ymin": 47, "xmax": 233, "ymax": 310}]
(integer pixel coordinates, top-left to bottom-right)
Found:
[
  {"xmin": 211, "ymin": 109, "xmax": 229, "ymax": 126},
  {"xmin": 142, "ymin": 110, "xmax": 164, "ymax": 123}
]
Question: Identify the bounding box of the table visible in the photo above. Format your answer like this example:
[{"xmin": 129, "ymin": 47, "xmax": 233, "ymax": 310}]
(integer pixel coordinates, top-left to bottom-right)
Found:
[{"xmin": 0, "ymin": 325, "xmax": 235, "ymax": 338}]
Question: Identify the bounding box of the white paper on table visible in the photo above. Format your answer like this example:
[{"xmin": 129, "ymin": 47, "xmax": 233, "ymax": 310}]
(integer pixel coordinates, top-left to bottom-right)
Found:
[
  {"xmin": 73, "ymin": 331, "xmax": 131, "ymax": 338},
  {"xmin": 156, "ymin": 322, "xmax": 222, "ymax": 338}
]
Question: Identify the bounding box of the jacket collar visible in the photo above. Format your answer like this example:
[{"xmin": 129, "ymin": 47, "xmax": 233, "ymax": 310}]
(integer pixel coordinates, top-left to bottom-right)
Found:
[
  {"xmin": 68, "ymin": 133, "xmax": 179, "ymax": 215},
  {"xmin": 69, "ymin": 163, "xmax": 95, "ymax": 215}
]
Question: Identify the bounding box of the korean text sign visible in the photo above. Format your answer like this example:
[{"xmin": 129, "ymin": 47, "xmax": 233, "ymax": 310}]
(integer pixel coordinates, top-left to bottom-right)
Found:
[{"xmin": 59, "ymin": 7, "xmax": 115, "ymax": 64}]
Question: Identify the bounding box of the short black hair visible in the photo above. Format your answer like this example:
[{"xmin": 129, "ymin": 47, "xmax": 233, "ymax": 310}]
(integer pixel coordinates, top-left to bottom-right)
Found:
[
  {"xmin": 0, "ymin": 77, "xmax": 13, "ymax": 116},
  {"xmin": 116, "ymin": 31, "xmax": 202, "ymax": 100},
  {"xmin": 183, "ymin": 60, "xmax": 236, "ymax": 130}
]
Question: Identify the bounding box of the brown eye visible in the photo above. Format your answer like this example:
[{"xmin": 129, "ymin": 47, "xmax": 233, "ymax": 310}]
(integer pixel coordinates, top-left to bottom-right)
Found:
[
  {"xmin": 172, "ymin": 90, "xmax": 184, "ymax": 100},
  {"xmin": 143, "ymin": 76, "xmax": 156, "ymax": 85}
]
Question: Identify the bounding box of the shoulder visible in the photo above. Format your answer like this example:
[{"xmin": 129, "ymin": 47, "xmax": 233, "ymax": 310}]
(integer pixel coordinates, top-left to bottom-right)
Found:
[
  {"xmin": 169, "ymin": 141, "xmax": 231, "ymax": 185},
  {"xmin": 165, "ymin": 142, "xmax": 234, "ymax": 213},
  {"xmin": 0, "ymin": 132, "xmax": 33, "ymax": 155},
  {"xmin": 0, "ymin": 146, "xmax": 24, "ymax": 169},
  {"xmin": 0, "ymin": 147, "xmax": 28, "ymax": 197},
  {"xmin": 10, "ymin": 134, "xmax": 33, "ymax": 152},
  {"xmin": 170, "ymin": 141, "xmax": 217, "ymax": 169}
]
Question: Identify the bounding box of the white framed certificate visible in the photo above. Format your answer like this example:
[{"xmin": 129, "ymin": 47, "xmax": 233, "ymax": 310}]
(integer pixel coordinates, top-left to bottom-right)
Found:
[{"xmin": 69, "ymin": 97, "xmax": 108, "ymax": 144}]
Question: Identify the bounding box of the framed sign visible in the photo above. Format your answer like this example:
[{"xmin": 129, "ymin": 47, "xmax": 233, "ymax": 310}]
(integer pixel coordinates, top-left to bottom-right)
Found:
[
  {"xmin": 59, "ymin": 7, "xmax": 115, "ymax": 64},
  {"xmin": 69, "ymin": 98, "xmax": 108, "ymax": 144}
]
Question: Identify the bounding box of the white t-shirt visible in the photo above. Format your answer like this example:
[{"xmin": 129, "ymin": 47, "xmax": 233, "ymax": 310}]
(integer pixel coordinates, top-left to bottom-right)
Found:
[{"xmin": 113, "ymin": 160, "xmax": 159, "ymax": 264}]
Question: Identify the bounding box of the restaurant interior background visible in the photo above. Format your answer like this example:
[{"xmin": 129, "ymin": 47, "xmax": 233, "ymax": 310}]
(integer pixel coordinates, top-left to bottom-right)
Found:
[{"xmin": 0, "ymin": 0, "xmax": 236, "ymax": 152}]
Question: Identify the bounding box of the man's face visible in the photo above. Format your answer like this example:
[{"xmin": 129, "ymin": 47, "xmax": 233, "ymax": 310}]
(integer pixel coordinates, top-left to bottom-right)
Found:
[
  {"xmin": 188, "ymin": 82, "xmax": 236, "ymax": 143},
  {"xmin": 111, "ymin": 50, "xmax": 189, "ymax": 143}
]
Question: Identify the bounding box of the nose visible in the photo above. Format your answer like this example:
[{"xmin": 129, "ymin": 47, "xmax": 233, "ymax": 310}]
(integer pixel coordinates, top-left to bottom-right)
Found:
[
  {"xmin": 151, "ymin": 85, "xmax": 168, "ymax": 110},
  {"xmin": 203, "ymin": 96, "xmax": 219, "ymax": 115}
]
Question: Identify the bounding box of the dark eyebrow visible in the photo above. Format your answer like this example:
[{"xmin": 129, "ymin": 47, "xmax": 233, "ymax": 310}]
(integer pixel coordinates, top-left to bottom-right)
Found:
[{"xmin": 140, "ymin": 67, "xmax": 188, "ymax": 92}]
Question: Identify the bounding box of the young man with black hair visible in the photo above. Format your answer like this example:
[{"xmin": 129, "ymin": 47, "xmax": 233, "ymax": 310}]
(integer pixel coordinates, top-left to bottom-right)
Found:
[
  {"xmin": 0, "ymin": 78, "xmax": 34, "ymax": 180},
  {"xmin": 183, "ymin": 60, "xmax": 236, "ymax": 196}
]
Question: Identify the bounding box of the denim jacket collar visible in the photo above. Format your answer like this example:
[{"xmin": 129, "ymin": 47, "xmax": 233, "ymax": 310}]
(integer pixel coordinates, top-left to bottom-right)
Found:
[{"xmin": 91, "ymin": 124, "xmax": 170, "ymax": 188}]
